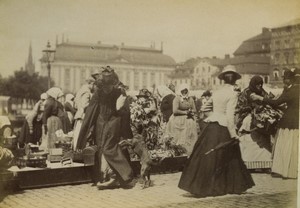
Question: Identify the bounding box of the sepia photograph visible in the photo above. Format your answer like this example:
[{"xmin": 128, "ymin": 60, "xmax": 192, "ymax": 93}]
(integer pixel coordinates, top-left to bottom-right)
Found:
[{"xmin": 0, "ymin": 0, "xmax": 299, "ymax": 207}]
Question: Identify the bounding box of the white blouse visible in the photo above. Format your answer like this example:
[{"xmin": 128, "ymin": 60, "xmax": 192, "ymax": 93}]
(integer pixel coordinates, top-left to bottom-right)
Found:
[{"xmin": 204, "ymin": 84, "xmax": 238, "ymax": 138}]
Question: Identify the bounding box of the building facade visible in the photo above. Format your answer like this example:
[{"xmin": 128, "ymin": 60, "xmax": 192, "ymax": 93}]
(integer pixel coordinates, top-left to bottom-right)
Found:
[
  {"xmin": 169, "ymin": 27, "xmax": 272, "ymax": 91},
  {"xmin": 40, "ymin": 41, "xmax": 176, "ymax": 93},
  {"xmin": 270, "ymin": 19, "xmax": 300, "ymax": 87}
]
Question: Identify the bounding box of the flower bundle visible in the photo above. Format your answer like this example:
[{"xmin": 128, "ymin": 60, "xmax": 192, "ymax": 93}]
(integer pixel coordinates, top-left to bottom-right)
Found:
[
  {"xmin": 130, "ymin": 97, "xmax": 161, "ymax": 150},
  {"xmin": 252, "ymin": 105, "xmax": 283, "ymax": 134}
]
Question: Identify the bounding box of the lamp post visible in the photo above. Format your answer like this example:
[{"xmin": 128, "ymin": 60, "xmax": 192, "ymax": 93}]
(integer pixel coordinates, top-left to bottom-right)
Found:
[{"xmin": 42, "ymin": 41, "xmax": 56, "ymax": 89}]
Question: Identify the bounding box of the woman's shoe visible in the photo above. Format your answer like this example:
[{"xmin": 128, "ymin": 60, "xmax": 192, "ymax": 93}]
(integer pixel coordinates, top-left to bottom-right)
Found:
[{"xmin": 97, "ymin": 178, "xmax": 120, "ymax": 189}]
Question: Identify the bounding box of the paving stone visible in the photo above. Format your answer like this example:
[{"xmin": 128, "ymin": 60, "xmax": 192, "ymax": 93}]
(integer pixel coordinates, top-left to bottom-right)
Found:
[{"xmin": 0, "ymin": 173, "xmax": 297, "ymax": 208}]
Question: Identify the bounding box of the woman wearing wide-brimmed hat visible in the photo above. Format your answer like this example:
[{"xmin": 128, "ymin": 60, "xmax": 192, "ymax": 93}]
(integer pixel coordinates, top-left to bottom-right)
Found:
[
  {"xmin": 178, "ymin": 65, "xmax": 254, "ymax": 197},
  {"xmin": 251, "ymin": 68, "xmax": 299, "ymax": 179}
]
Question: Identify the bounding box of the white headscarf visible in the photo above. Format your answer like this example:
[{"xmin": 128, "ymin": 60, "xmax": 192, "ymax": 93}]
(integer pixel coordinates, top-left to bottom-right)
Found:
[
  {"xmin": 40, "ymin": 93, "xmax": 48, "ymax": 100},
  {"xmin": 46, "ymin": 87, "xmax": 64, "ymax": 100},
  {"xmin": 176, "ymin": 83, "xmax": 190, "ymax": 97},
  {"xmin": 65, "ymin": 94, "xmax": 75, "ymax": 103}
]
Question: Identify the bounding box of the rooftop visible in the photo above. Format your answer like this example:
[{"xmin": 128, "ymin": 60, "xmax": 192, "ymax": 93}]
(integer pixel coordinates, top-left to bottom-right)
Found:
[
  {"xmin": 41, "ymin": 42, "xmax": 176, "ymax": 67},
  {"xmin": 233, "ymin": 28, "xmax": 271, "ymax": 56}
]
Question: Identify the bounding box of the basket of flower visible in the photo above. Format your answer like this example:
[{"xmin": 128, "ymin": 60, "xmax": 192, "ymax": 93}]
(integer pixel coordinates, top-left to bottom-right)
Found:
[{"xmin": 252, "ymin": 105, "xmax": 284, "ymax": 135}]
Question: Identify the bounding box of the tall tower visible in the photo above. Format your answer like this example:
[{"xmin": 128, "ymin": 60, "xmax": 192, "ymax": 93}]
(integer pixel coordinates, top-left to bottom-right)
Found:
[{"xmin": 25, "ymin": 42, "xmax": 35, "ymax": 75}]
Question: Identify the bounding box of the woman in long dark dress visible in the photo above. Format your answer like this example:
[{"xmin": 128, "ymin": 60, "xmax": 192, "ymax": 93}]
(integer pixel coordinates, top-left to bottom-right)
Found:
[
  {"xmin": 178, "ymin": 65, "xmax": 254, "ymax": 197},
  {"xmin": 77, "ymin": 66, "xmax": 134, "ymax": 189}
]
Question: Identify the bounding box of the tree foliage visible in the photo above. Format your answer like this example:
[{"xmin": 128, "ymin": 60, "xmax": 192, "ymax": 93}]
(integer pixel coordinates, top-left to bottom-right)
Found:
[{"xmin": 0, "ymin": 70, "xmax": 52, "ymax": 100}]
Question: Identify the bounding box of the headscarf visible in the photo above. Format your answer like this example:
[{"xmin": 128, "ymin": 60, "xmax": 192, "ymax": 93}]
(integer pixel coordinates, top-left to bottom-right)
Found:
[
  {"xmin": 65, "ymin": 94, "xmax": 75, "ymax": 105},
  {"xmin": 46, "ymin": 87, "xmax": 64, "ymax": 100},
  {"xmin": 248, "ymin": 76, "xmax": 264, "ymax": 95},
  {"xmin": 176, "ymin": 83, "xmax": 190, "ymax": 99},
  {"xmin": 40, "ymin": 93, "xmax": 48, "ymax": 100}
]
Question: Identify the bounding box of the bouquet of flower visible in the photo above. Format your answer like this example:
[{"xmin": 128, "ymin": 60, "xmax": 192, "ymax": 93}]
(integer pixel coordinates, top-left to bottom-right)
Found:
[
  {"xmin": 163, "ymin": 136, "xmax": 187, "ymax": 157},
  {"xmin": 252, "ymin": 105, "xmax": 284, "ymax": 134},
  {"xmin": 130, "ymin": 96, "xmax": 161, "ymax": 150}
]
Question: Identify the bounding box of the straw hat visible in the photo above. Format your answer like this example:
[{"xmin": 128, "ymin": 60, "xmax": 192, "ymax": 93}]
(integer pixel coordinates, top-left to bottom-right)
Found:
[{"xmin": 218, "ymin": 65, "xmax": 241, "ymax": 80}]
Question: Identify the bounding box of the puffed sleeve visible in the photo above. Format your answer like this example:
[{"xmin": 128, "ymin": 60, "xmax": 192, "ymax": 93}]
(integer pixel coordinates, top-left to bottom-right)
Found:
[{"xmin": 226, "ymin": 92, "xmax": 238, "ymax": 138}]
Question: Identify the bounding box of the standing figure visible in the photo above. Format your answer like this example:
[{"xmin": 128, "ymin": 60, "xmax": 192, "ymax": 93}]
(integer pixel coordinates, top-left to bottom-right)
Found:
[
  {"xmin": 64, "ymin": 93, "xmax": 76, "ymax": 128},
  {"xmin": 72, "ymin": 78, "xmax": 95, "ymax": 150},
  {"xmin": 157, "ymin": 85, "xmax": 176, "ymax": 123},
  {"xmin": 251, "ymin": 68, "xmax": 299, "ymax": 179},
  {"xmin": 77, "ymin": 66, "xmax": 134, "ymax": 189},
  {"xmin": 19, "ymin": 93, "xmax": 47, "ymax": 146},
  {"xmin": 199, "ymin": 90, "xmax": 213, "ymax": 120},
  {"xmin": 42, "ymin": 87, "xmax": 64, "ymax": 149},
  {"xmin": 235, "ymin": 76, "xmax": 278, "ymax": 152},
  {"xmin": 164, "ymin": 84, "xmax": 198, "ymax": 156},
  {"xmin": 178, "ymin": 65, "xmax": 254, "ymax": 197}
]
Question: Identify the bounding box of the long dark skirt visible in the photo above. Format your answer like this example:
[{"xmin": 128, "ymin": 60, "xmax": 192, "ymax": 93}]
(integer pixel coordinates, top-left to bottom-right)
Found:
[
  {"xmin": 178, "ymin": 122, "xmax": 255, "ymax": 197},
  {"xmin": 19, "ymin": 119, "xmax": 43, "ymax": 145},
  {"xmin": 94, "ymin": 115, "xmax": 133, "ymax": 184}
]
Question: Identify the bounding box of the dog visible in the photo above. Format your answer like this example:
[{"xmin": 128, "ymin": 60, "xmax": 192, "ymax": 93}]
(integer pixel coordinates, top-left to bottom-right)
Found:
[{"xmin": 119, "ymin": 134, "xmax": 160, "ymax": 189}]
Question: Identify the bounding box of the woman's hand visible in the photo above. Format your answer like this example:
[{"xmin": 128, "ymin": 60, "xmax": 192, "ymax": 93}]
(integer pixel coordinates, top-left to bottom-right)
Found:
[{"xmin": 250, "ymin": 93, "xmax": 263, "ymax": 101}]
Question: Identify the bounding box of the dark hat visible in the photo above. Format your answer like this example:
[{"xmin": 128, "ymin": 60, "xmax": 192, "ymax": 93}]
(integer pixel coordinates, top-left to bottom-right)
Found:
[
  {"xmin": 218, "ymin": 65, "xmax": 241, "ymax": 81},
  {"xmin": 283, "ymin": 69, "xmax": 295, "ymax": 80},
  {"xmin": 101, "ymin": 66, "xmax": 119, "ymax": 85},
  {"xmin": 201, "ymin": 90, "xmax": 212, "ymax": 97},
  {"xmin": 136, "ymin": 89, "xmax": 152, "ymax": 98}
]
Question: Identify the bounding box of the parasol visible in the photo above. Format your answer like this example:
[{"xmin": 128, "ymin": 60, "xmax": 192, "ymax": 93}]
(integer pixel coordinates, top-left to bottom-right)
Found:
[{"xmin": 205, "ymin": 139, "xmax": 239, "ymax": 155}]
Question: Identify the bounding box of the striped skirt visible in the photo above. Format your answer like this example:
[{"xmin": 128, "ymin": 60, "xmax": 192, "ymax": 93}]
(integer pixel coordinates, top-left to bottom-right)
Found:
[{"xmin": 272, "ymin": 128, "xmax": 299, "ymax": 179}]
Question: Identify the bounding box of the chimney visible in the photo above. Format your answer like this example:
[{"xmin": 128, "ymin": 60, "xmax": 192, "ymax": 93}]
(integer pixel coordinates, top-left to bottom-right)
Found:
[
  {"xmin": 121, "ymin": 42, "xmax": 125, "ymax": 47},
  {"xmin": 262, "ymin": 27, "xmax": 269, "ymax": 34},
  {"xmin": 225, "ymin": 54, "xmax": 230, "ymax": 59},
  {"xmin": 161, "ymin": 41, "xmax": 164, "ymax": 52}
]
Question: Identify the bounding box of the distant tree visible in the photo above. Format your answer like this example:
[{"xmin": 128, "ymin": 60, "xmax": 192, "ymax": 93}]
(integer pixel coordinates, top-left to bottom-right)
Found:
[{"xmin": 0, "ymin": 70, "xmax": 53, "ymax": 100}]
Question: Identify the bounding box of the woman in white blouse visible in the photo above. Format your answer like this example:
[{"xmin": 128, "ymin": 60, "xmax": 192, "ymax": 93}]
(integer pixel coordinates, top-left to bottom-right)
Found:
[{"xmin": 178, "ymin": 65, "xmax": 254, "ymax": 198}]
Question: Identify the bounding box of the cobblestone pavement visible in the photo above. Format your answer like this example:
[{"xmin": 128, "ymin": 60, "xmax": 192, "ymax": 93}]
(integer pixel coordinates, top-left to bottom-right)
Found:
[{"xmin": 0, "ymin": 172, "xmax": 298, "ymax": 208}]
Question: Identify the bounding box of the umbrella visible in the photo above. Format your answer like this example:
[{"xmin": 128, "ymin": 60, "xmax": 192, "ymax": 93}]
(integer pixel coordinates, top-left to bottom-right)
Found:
[{"xmin": 205, "ymin": 139, "xmax": 239, "ymax": 155}]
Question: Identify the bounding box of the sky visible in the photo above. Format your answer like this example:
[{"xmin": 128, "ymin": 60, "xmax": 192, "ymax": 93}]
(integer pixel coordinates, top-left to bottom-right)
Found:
[{"xmin": 0, "ymin": 0, "xmax": 299, "ymax": 77}]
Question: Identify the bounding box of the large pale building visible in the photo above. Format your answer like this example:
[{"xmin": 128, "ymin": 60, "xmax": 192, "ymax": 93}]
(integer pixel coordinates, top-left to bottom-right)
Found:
[{"xmin": 40, "ymin": 41, "xmax": 176, "ymax": 93}]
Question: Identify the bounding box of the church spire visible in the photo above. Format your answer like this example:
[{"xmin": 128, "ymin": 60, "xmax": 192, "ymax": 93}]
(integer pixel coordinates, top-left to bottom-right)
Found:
[{"xmin": 25, "ymin": 41, "xmax": 35, "ymax": 75}]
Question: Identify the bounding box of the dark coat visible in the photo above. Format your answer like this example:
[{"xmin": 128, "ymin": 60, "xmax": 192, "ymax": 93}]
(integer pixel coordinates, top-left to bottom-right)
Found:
[
  {"xmin": 160, "ymin": 94, "xmax": 175, "ymax": 122},
  {"xmin": 76, "ymin": 88, "xmax": 133, "ymax": 149},
  {"xmin": 263, "ymin": 84, "xmax": 299, "ymax": 130}
]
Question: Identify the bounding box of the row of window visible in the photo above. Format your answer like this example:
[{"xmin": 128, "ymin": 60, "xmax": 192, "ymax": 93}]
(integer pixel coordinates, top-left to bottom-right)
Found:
[
  {"xmin": 273, "ymin": 39, "xmax": 300, "ymax": 49},
  {"xmin": 272, "ymin": 52, "xmax": 300, "ymax": 64},
  {"xmin": 62, "ymin": 68, "xmax": 162, "ymax": 91},
  {"xmin": 194, "ymin": 66, "xmax": 211, "ymax": 74}
]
